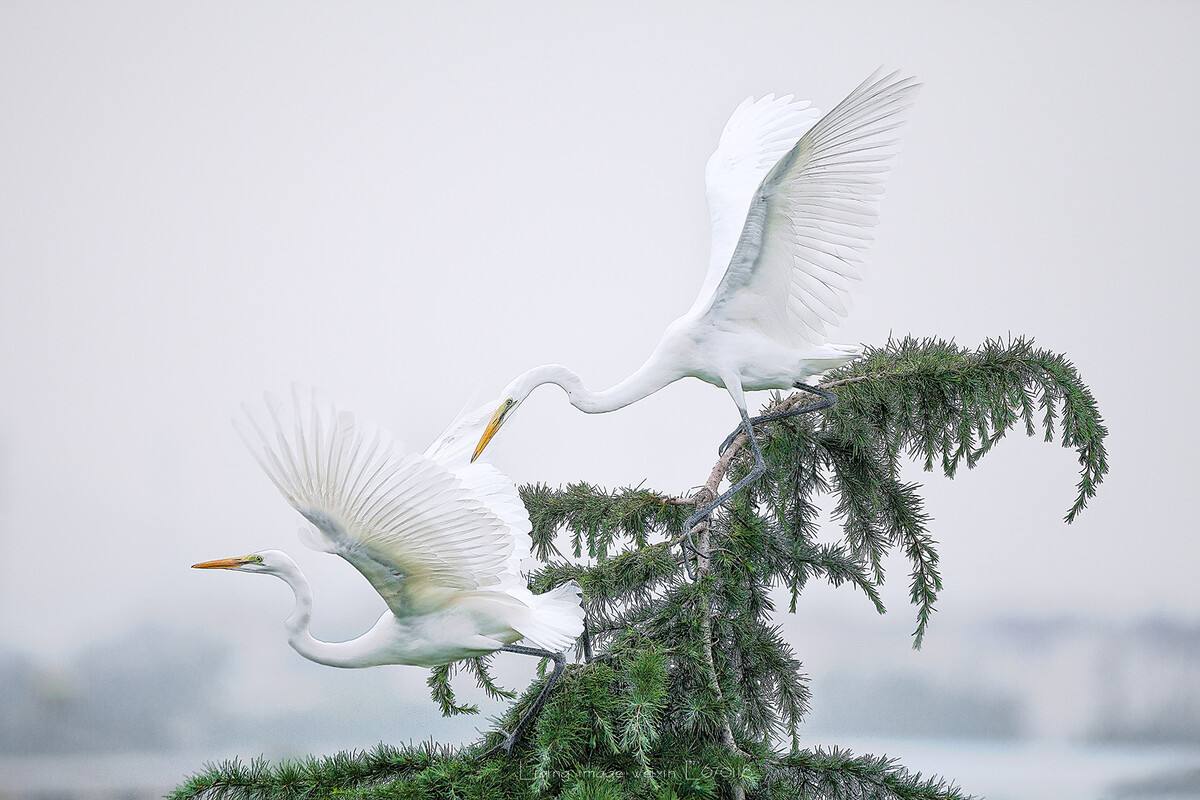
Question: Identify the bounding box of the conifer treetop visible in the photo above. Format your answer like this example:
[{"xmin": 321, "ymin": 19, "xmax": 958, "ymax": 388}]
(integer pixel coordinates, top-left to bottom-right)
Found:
[{"xmin": 174, "ymin": 335, "xmax": 1106, "ymax": 800}]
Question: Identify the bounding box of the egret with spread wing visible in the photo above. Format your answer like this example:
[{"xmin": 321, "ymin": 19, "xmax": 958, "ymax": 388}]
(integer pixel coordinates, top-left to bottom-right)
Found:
[
  {"xmin": 471, "ymin": 69, "xmax": 920, "ymax": 529},
  {"xmin": 193, "ymin": 389, "xmax": 584, "ymax": 753}
]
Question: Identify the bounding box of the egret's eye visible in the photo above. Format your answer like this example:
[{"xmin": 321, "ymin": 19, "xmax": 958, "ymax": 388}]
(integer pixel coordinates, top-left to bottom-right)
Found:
[{"xmin": 245, "ymin": 554, "xmax": 264, "ymax": 564}]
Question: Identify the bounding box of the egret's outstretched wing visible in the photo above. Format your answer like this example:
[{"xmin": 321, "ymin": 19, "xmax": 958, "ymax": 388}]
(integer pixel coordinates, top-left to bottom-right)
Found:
[
  {"xmin": 236, "ymin": 389, "xmax": 515, "ymax": 616},
  {"xmin": 697, "ymin": 70, "xmax": 920, "ymax": 347},
  {"xmin": 693, "ymin": 93, "xmax": 821, "ymax": 314},
  {"xmin": 423, "ymin": 401, "xmax": 533, "ymax": 578}
]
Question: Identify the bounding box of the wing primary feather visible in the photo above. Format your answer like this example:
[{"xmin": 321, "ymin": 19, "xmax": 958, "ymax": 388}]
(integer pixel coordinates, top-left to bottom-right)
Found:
[
  {"xmin": 234, "ymin": 411, "xmax": 294, "ymax": 501},
  {"xmin": 343, "ymin": 428, "xmax": 385, "ymax": 520},
  {"xmin": 264, "ymin": 393, "xmax": 306, "ymax": 501},
  {"xmin": 806, "ymin": 78, "xmax": 915, "ymax": 148},
  {"xmin": 808, "ymin": 86, "xmax": 919, "ymax": 151},
  {"xmin": 308, "ymin": 390, "xmax": 329, "ymax": 505},
  {"xmin": 288, "ymin": 386, "xmax": 316, "ymax": 499},
  {"xmin": 328, "ymin": 412, "xmax": 352, "ymax": 511}
]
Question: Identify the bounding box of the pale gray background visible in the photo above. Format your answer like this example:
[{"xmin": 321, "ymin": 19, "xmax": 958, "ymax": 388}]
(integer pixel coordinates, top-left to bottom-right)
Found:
[{"xmin": 1, "ymin": 2, "xmax": 1197, "ymax": 798}]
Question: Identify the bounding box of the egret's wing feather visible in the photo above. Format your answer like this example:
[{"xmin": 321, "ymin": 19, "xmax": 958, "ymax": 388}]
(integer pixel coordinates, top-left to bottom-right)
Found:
[
  {"xmin": 699, "ymin": 70, "xmax": 920, "ymax": 347},
  {"xmin": 692, "ymin": 93, "xmax": 821, "ymax": 315},
  {"xmin": 237, "ymin": 389, "xmax": 514, "ymax": 615},
  {"xmin": 423, "ymin": 401, "xmax": 533, "ymax": 578}
]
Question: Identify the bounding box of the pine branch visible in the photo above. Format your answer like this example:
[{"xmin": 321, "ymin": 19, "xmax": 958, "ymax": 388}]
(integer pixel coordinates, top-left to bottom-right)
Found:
[
  {"xmin": 520, "ymin": 482, "xmax": 688, "ymax": 560},
  {"xmin": 792, "ymin": 541, "xmax": 888, "ymax": 616},
  {"xmin": 822, "ymin": 335, "xmax": 1108, "ymax": 522},
  {"xmin": 770, "ymin": 747, "xmax": 974, "ymax": 800},
  {"xmin": 169, "ymin": 742, "xmax": 468, "ymax": 800},
  {"xmin": 427, "ymin": 661, "xmax": 480, "ymax": 716}
]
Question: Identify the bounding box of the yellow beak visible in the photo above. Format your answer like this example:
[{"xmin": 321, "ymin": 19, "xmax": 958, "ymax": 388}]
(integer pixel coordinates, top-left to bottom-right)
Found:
[
  {"xmin": 471, "ymin": 403, "xmax": 507, "ymax": 463},
  {"xmin": 192, "ymin": 556, "xmax": 254, "ymax": 570}
]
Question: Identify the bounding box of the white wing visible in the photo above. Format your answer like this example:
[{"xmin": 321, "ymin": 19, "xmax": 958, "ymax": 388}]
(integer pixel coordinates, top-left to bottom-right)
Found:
[
  {"xmin": 237, "ymin": 388, "xmax": 517, "ymax": 616},
  {"xmin": 697, "ymin": 70, "xmax": 920, "ymax": 347},
  {"xmin": 423, "ymin": 400, "xmax": 533, "ymax": 578},
  {"xmin": 692, "ymin": 93, "xmax": 822, "ymax": 315},
  {"xmin": 424, "ymin": 402, "xmax": 581, "ymax": 652}
]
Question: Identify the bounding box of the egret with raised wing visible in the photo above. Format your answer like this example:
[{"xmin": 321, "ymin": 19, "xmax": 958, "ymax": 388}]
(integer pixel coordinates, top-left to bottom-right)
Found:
[
  {"xmin": 471, "ymin": 69, "xmax": 920, "ymax": 530},
  {"xmin": 193, "ymin": 389, "xmax": 584, "ymax": 754}
]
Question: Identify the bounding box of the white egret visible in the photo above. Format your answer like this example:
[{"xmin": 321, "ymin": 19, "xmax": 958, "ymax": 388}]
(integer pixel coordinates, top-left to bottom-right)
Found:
[
  {"xmin": 193, "ymin": 389, "xmax": 584, "ymax": 753},
  {"xmin": 472, "ymin": 69, "xmax": 920, "ymax": 529}
]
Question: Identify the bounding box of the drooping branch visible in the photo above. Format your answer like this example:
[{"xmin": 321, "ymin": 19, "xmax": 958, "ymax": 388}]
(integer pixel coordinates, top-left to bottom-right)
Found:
[
  {"xmin": 683, "ymin": 335, "xmax": 1106, "ymax": 646},
  {"xmin": 822, "ymin": 335, "xmax": 1108, "ymax": 522},
  {"xmin": 769, "ymin": 747, "xmax": 975, "ymax": 800},
  {"xmin": 691, "ymin": 335, "xmax": 1107, "ymax": 524}
]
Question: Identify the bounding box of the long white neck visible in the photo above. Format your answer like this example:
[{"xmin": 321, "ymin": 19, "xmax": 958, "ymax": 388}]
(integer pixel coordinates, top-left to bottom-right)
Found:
[
  {"xmin": 272, "ymin": 558, "xmax": 375, "ymax": 669},
  {"xmin": 516, "ymin": 357, "xmax": 680, "ymax": 414}
]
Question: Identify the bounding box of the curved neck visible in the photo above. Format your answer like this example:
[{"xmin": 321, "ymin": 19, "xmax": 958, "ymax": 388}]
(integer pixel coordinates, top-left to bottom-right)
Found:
[
  {"xmin": 273, "ymin": 561, "xmax": 371, "ymax": 669},
  {"xmin": 518, "ymin": 358, "xmax": 678, "ymax": 414}
]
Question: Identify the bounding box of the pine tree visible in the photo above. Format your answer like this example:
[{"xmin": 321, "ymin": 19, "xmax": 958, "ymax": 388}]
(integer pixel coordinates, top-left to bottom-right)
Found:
[{"xmin": 173, "ymin": 336, "xmax": 1107, "ymax": 800}]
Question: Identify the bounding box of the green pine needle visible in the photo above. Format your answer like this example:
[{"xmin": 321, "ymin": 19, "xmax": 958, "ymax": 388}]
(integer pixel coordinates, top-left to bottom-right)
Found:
[{"xmin": 172, "ymin": 335, "xmax": 1104, "ymax": 800}]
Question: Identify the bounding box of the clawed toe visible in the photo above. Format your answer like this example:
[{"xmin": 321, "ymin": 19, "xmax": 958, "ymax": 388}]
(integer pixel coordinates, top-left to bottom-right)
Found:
[{"xmin": 480, "ymin": 730, "xmax": 516, "ymax": 758}]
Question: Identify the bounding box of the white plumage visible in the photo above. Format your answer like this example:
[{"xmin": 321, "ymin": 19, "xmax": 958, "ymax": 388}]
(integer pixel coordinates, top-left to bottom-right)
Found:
[
  {"xmin": 697, "ymin": 92, "xmax": 822, "ymax": 314},
  {"xmin": 698, "ymin": 71, "xmax": 919, "ymax": 349},
  {"xmin": 472, "ymin": 70, "xmax": 921, "ymax": 481},
  {"xmin": 194, "ymin": 389, "xmax": 583, "ymax": 670}
]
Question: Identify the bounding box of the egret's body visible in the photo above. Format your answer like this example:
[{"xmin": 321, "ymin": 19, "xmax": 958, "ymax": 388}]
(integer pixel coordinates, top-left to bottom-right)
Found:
[
  {"xmin": 502, "ymin": 325, "xmax": 856, "ymax": 413},
  {"xmin": 195, "ymin": 390, "xmax": 583, "ymax": 750},
  {"xmin": 472, "ymin": 70, "xmax": 921, "ymax": 526}
]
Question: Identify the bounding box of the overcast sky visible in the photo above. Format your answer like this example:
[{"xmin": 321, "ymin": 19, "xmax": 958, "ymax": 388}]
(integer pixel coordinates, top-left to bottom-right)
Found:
[{"xmin": 2, "ymin": 1, "xmax": 1197, "ymax": 673}]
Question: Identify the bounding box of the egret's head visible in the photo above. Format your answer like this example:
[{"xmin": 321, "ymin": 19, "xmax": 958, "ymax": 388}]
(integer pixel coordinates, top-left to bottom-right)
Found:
[
  {"xmin": 192, "ymin": 549, "xmax": 291, "ymax": 575},
  {"xmin": 470, "ymin": 366, "xmax": 574, "ymax": 462},
  {"xmin": 471, "ymin": 394, "xmax": 525, "ymax": 462}
]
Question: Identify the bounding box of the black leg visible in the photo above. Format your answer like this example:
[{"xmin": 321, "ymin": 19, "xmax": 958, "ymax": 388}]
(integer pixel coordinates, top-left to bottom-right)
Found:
[
  {"xmin": 581, "ymin": 618, "xmax": 594, "ymax": 663},
  {"xmin": 718, "ymin": 383, "xmax": 836, "ymax": 455},
  {"xmin": 683, "ymin": 406, "xmax": 766, "ymax": 535},
  {"xmin": 677, "ymin": 385, "xmax": 835, "ymax": 586},
  {"xmin": 481, "ymin": 645, "xmax": 567, "ymax": 757}
]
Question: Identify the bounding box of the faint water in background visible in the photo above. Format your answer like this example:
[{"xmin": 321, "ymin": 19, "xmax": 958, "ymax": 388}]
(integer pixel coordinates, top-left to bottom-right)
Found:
[
  {"xmin": 807, "ymin": 738, "xmax": 1200, "ymax": 800},
  {"xmin": 1, "ymin": 740, "xmax": 1198, "ymax": 800},
  {"xmin": 3, "ymin": 614, "xmax": 1198, "ymax": 799}
]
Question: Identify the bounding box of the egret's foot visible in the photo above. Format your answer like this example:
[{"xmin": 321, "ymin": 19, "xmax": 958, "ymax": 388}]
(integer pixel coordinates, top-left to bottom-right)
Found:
[
  {"xmin": 681, "ymin": 387, "xmax": 835, "ymax": 564},
  {"xmin": 482, "ymin": 729, "xmax": 518, "ymax": 757},
  {"xmin": 479, "ymin": 647, "xmax": 566, "ymax": 758},
  {"xmin": 677, "ymin": 530, "xmax": 700, "ymax": 580},
  {"xmin": 581, "ymin": 619, "xmax": 594, "ymax": 664},
  {"xmin": 682, "ymin": 509, "xmax": 710, "ymax": 540},
  {"xmin": 683, "ymin": 408, "xmax": 767, "ymax": 533}
]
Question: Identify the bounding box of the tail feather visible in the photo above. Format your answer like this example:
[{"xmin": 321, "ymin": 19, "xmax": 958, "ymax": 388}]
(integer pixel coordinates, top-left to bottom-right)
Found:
[
  {"xmin": 511, "ymin": 581, "xmax": 585, "ymax": 653},
  {"xmin": 800, "ymin": 342, "xmax": 865, "ymax": 382}
]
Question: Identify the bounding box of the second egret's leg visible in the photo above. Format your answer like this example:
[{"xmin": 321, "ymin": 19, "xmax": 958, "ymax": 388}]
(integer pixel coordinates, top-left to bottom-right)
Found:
[
  {"xmin": 683, "ymin": 406, "xmax": 766, "ymax": 533},
  {"xmin": 482, "ymin": 645, "xmax": 567, "ymax": 756},
  {"xmin": 718, "ymin": 383, "xmax": 836, "ymax": 455}
]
